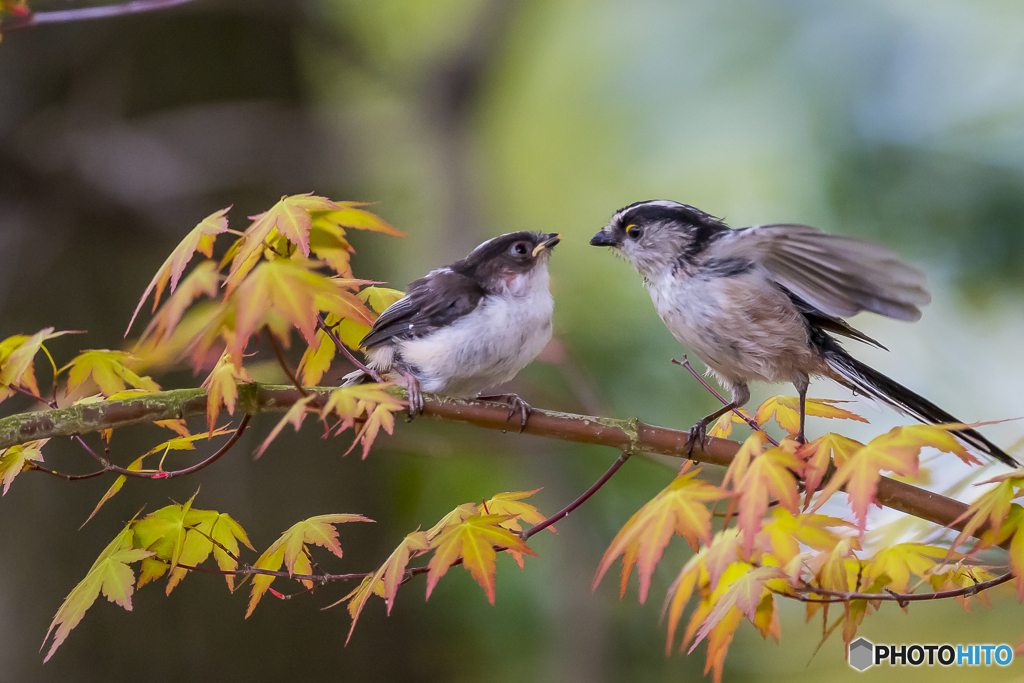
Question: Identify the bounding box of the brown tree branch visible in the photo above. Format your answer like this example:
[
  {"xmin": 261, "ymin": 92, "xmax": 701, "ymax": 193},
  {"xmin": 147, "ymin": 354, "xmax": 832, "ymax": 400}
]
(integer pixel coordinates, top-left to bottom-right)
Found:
[
  {"xmin": 0, "ymin": 383, "xmax": 992, "ymax": 541},
  {"xmin": 0, "ymin": 0, "xmax": 193, "ymax": 32}
]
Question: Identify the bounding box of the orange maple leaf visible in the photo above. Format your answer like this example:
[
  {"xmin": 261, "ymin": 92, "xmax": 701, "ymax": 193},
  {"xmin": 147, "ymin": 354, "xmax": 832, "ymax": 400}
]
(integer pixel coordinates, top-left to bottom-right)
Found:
[
  {"xmin": 202, "ymin": 351, "xmax": 253, "ymax": 434},
  {"xmin": 126, "ymin": 208, "xmax": 229, "ymax": 336},
  {"xmin": 808, "ymin": 425, "xmax": 969, "ymax": 533},
  {"xmin": 227, "ymin": 259, "xmax": 374, "ymax": 362},
  {"xmin": 731, "ymin": 445, "xmax": 802, "ymax": 556},
  {"xmin": 425, "ymin": 514, "xmax": 536, "ymax": 605},
  {"xmin": 798, "ymin": 433, "xmax": 864, "ymax": 507},
  {"xmin": 948, "ymin": 477, "xmax": 1019, "ymax": 551},
  {"xmin": 593, "ymin": 466, "xmax": 725, "ymax": 604},
  {"xmin": 225, "ymin": 194, "xmax": 340, "ymax": 292},
  {"xmin": 755, "ymin": 395, "xmax": 867, "ymax": 434}
]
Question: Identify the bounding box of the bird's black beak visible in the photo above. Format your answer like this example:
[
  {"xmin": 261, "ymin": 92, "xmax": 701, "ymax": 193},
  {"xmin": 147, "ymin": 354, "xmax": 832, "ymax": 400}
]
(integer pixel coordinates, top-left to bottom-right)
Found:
[
  {"xmin": 590, "ymin": 229, "xmax": 620, "ymax": 247},
  {"xmin": 532, "ymin": 233, "xmax": 561, "ymax": 256}
]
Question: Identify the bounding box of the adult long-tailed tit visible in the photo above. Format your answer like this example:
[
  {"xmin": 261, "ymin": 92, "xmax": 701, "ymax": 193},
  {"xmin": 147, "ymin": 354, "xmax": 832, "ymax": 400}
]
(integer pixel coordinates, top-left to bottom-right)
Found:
[{"xmin": 591, "ymin": 199, "xmax": 1016, "ymax": 466}]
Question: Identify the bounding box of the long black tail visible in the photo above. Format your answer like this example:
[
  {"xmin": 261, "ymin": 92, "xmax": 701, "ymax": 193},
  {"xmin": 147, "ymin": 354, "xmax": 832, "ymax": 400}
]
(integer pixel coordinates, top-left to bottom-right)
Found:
[{"xmin": 815, "ymin": 333, "xmax": 1019, "ymax": 467}]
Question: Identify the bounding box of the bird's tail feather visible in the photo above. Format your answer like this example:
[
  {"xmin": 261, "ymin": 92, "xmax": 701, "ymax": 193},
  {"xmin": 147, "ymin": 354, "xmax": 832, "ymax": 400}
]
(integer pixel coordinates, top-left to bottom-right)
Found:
[{"xmin": 817, "ymin": 335, "xmax": 1018, "ymax": 467}]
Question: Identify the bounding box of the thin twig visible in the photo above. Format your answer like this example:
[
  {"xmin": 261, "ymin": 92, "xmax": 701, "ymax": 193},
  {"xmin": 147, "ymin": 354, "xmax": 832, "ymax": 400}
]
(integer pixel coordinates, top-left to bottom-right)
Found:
[
  {"xmin": 0, "ymin": 0, "xmax": 194, "ymax": 31},
  {"xmin": 672, "ymin": 357, "xmax": 780, "ymax": 447},
  {"xmin": 26, "ymin": 462, "xmax": 106, "ymax": 481},
  {"xmin": 66, "ymin": 418, "xmax": 249, "ymax": 480},
  {"xmin": 777, "ymin": 571, "xmax": 1014, "ymax": 604},
  {"xmin": 522, "ymin": 451, "xmax": 632, "ymax": 540},
  {"xmin": 267, "ymin": 334, "xmax": 308, "ymax": 397},
  {"xmin": 316, "ymin": 314, "xmax": 381, "ymax": 382}
]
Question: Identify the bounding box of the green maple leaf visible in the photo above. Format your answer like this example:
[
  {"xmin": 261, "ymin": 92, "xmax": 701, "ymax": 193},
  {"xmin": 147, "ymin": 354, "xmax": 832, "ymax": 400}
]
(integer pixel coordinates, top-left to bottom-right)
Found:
[{"xmin": 42, "ymin": 524, "xmax": 152, "ymax": 662}]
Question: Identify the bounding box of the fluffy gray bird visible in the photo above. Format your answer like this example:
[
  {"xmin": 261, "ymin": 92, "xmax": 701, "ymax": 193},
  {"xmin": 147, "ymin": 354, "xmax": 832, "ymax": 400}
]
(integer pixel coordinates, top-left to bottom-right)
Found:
[
  {"xmin": 346, "ymin": 231, "xmax": 560, "ymax": 423},
  {"xmin": 590, "ymin": 199, "xmax": 1017, "ymax": 466}
]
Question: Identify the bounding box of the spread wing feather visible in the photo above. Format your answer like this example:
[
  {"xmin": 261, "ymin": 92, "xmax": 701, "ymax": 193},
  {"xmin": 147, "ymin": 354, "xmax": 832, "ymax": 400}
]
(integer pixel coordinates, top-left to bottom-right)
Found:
[{"xmin": 710, "ymin": 224, "xmax": 931, "ymax": 321}]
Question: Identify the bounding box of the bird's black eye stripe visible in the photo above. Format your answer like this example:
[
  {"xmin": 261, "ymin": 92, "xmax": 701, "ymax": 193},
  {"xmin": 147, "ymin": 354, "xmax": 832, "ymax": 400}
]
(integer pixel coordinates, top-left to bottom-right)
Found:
[{"xmin": 626, "ymin": 224, "xmax": 643, "ymax": 239}]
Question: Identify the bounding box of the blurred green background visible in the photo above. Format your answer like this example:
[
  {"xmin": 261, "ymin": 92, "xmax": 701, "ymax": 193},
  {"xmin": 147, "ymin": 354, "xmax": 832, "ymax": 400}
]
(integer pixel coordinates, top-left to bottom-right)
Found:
[{"xmin": 2, "ymin": 0, "xmax": 1024, "ymax": 681}]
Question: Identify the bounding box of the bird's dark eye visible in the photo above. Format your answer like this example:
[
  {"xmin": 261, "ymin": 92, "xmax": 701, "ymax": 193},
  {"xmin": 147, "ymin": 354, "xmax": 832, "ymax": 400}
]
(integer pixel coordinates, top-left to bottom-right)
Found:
[
  {"xmin": 626, "ymin": 225, "xmax": 643, "ymax": 240},
  {"xmin": 511, "ymin": 241, "xmax": 530, "ymax": 257}
]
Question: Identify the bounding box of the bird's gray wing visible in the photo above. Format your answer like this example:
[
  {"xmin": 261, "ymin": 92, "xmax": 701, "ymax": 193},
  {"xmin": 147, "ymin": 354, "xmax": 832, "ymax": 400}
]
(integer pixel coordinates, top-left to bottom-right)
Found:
[
  {"xmin": 709, "ymin": 224, "xmax": 931, "ymax": 321},
  {"xmin": 359, "ymin": 270, "xmax": 485, "ymax": 350}
]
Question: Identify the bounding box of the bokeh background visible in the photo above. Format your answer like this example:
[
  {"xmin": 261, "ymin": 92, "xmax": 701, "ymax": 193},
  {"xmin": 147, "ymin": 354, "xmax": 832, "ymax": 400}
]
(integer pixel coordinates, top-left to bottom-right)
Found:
[{"xmin": 2, "ymin": 0, "xmax": 1024, "ymax": 681}]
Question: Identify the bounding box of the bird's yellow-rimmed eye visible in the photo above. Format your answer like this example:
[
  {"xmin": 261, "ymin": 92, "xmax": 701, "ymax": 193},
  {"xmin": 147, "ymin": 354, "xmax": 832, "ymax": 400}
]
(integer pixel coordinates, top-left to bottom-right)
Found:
[{"xmin": 626, "ymin": 224, "xmax": 643, "ymax": 239}]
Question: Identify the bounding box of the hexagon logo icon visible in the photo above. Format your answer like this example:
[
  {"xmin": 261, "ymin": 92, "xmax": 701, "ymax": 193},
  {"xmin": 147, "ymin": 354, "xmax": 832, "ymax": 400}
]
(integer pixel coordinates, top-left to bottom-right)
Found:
[{"xmin": 849, "ymin": 638, "xmax": 874, "ymax": 671}]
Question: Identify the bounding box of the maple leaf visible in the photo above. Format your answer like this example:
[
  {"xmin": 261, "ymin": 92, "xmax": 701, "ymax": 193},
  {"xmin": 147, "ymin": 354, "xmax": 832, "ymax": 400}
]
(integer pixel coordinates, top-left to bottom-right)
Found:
[
  {"xmin": 227, "ymin": 259, "xmax": 374, "ymax": 362},
  {"xmin": 426, "ymin": 514, "xmax": 536, "ymax": 604},
  {"xmin": 481, "ymin": 489, "xmax": 552, "ymax": 569},
  {"xmin": 703, "ymin": 529, "xmax": 741, "ymax": 591},
  {"xmin": 126, "ymin": 208, "xmax": 229, "ymax": 336},
  {"xmin": 755, "ymin": 396, "xmax": 867, "ymax": 434},
  {"xmin": 61, "ymin": 350, "xmax": 160, "ymax": 397},
  {"xmin": 298, "ymin": 314, "xmax": 340, "ymax": 386},
  {"xmin": 301, "ymin": 288, "xmax": 405, "ymax": 378},
  {"xmin": 426, "ymin": 503, "xmax": 479, "ymax": 540},
  {"xmin": 136, "ymin": 260, "xmax": 221, "ymax": 346},
  {"xmin": 708, "ymin": 410, "xmax": 753, "ymax": 439},
  {"xmin": 340, "ymin": 530, "xmax": 430, "ymax": 644},
  {"xmin": 758, "ymin": 509, "xmax": 852, "ymax": 567},
  {"xmin": 732, "ymin": 445, "xmax": 802, "ymax": 556},
  {"xmin": 202, "ymin": 351, "xmax": 253, "ymax": 433},
  {"xmin": 317, "ymin": 203, "xmax": 405, "ymax": 237},
  {"xmin": 798, "ymin": 433, "xmax": 864, "ymax": 507},
  {"xmin": 246, "ymin": 514, "xmax": 373, "ymax": 617},
  {"xmin": 690, "ymin": 563, "xmax": 786, "ymax": 653},
  {"xmin": 949, "ymin": 477, "xmax": 1019, "ymax": 551},
  {"xmin": 0, "ymin": 439, "xmax": 47, "ymax": 495},
  {"xmin": 593, "ymin": 466, "xmax": 726, "ymax": 603},
  {"xmin": 41, "ymin": 524, "xmax": 153, "ymax": 662},
  {"xmin": 807, "ymin": 537, "xmax": 860, "ymax": 593},
  {"xmin": 0, "ymin": 328, "xmax": 76, "ymax": 403},
  {"xmin": 862, "ymin": 543, "xmax": 956, "ymax": 593},
  {"xmin": 663, "ymin": 551, "xmax": 707, "ymax": 655},
  {"xmin": 305, "ymin": 205, "xmax": 404, "ymax": 277},
  {"xmin": 721, "ymin": 432, "xmax": 767, "ymax": 490},
  {"xmin": 133, "ymin": 491, "xmax": 200, "ymax": 586},
  {"xmin": 808, "ymin": 426, "xmax": 951, "ymax": 532},
  {"xmin": 225, "ymin": 194, "xmax": 340, "ymax": 292},
  {"xmin": 320, "ymin": 384, "xmax": 405, "ymax": 458}
]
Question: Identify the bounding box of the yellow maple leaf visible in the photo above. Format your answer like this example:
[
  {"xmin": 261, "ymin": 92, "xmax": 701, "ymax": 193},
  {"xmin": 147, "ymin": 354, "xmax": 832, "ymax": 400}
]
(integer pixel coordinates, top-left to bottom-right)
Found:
[
  {"xmin": 426, "ymin": 513, "xmax": 536, "ymax": 604},
  {"xmin": 862, "ymin": 543, "xmax": 956, "ymax": 593},
  {"xmin": 60, "ymin": 349, "xmax": 160, "ymax": 397},
  {"xmin": 0, "ymin": 439, "xmax": 48, "ymax": 495},
  {"xmin": 732, "ymin": 446, "xmax": 802, "ymax": 556},
  {"xmin": 755, "ymin": 395, "xmax": 867, "ymax": 434}
]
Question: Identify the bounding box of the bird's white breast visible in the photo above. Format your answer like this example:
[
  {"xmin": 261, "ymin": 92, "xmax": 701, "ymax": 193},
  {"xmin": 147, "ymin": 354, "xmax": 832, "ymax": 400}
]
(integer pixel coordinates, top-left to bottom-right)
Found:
[{"xmin": 398, "ymin": 266, "xmax": 554, "ymax": 397}]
